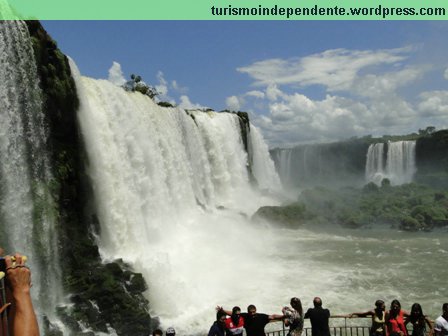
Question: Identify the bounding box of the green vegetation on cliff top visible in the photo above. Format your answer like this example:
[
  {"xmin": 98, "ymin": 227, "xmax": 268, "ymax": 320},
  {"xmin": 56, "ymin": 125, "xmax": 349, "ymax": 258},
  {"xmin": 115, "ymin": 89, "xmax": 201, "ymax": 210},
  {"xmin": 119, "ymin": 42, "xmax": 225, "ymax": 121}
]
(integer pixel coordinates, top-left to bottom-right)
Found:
[{"xmin": 253, "ymin": 182, "xmax": 448, "ymax": 232}]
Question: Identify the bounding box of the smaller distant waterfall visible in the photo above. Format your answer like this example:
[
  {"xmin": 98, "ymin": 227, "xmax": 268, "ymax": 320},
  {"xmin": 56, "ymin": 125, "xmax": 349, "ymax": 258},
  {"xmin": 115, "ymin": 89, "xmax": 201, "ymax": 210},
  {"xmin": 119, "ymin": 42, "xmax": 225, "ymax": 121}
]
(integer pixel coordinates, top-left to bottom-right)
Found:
[
  {"xmin": 248, "ymin": 126, "xmax": 281, "ymax": 192},
  {"xmin": 386, "ymin": 141, "xmax": 417, "ymax": 184},
  {"xmin": 365, "ymin": 143, "xmax": 385, "ymax": 184},
  {"xmin": 272, "ymin": 149, "xmax": 293, "ymax": 187},
  {"xmin": 365, "ymin": 140, "xmax": 416, "ymax": 185}
]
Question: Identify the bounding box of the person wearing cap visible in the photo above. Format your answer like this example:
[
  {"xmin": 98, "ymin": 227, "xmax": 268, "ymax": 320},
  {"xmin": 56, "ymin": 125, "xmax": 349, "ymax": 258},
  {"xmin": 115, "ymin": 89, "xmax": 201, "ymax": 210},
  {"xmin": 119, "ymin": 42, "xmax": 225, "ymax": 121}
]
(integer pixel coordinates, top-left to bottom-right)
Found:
[
  {"xmin": 166, "ymin": 327, "xmax": 176, "ymax": 336},
  {"xmin": 304, "ymin": 297, "xmax": 330, "ymax": 336}
]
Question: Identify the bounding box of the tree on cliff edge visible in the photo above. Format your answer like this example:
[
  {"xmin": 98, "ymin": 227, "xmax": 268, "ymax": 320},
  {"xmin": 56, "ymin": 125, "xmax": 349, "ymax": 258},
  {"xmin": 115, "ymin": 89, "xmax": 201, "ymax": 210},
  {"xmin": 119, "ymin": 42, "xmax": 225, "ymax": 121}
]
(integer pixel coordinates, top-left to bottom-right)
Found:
[{"xmin": 123, "ymin": 74, "xmax": 159, "ymax": 99}]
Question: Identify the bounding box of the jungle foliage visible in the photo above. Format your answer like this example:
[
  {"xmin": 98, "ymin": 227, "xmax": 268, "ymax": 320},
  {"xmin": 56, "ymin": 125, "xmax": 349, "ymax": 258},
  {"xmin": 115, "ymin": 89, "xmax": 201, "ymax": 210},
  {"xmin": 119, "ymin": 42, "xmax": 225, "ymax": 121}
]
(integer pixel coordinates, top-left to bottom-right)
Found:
[{"xmin": 253, "ymin": 182, "xmax": 448, "ymax": 232}]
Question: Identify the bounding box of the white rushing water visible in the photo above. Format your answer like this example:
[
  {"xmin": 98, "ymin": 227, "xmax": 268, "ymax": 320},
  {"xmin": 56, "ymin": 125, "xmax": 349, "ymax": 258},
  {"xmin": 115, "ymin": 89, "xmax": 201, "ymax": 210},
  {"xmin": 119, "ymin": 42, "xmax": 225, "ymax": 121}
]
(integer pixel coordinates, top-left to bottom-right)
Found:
[
  {"xmin": 365, "ymin": 143, "xmax": 385, "ymax": 184},
  {"xmin": 72, "ymin": 61, "xmax": 285, "ymax": 334},
  {"xmin": 272, "ymin": 149, "xmax": 293, "ymax": 188},
  {"xmin": 0, "ymin": 21, "xmax": 63, "ymax": 331},
  {"xmin": 366, "ymin": 141, "xmax": 416, "ymax": 185},
  {"xmin": 71, "ymin": 61, "xmax": 447, "ymax": 334},
  {"xmin": 1, "ymin": 22, "xmax": 446, "ymax": 336},
  {"xmin": 386, "ymin": 141, "xmax": 417, "ymax": 185},
  {"xmin": 248, "ymin": 126, "xmax": 282, "ymax": 193}
]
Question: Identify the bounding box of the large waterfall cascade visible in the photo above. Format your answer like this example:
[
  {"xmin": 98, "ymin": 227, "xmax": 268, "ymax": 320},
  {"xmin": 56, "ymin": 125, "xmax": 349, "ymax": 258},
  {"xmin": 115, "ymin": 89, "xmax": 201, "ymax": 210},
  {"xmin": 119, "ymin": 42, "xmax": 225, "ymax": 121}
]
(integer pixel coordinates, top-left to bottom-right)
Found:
[
  {"xmin": 0, "ymin": 21, "xmax": 63, "ymax": 331},
  {"xmin": 71, "ymin": 61, "xmax": 283, "ymax": 333},
  {"xmin": 365, "ymin": 140, "xmax": 416, "ymax": 185},
  {"xmin": 2, "ymin": 23, "xmax": 447, "ymax": 336}
]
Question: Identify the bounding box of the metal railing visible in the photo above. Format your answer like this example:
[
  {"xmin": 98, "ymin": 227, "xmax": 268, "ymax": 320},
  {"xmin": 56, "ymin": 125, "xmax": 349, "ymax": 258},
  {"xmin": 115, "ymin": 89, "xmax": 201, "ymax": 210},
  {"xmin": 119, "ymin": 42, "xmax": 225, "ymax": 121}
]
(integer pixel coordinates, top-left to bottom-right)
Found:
[
  {"xmin": 266, "ymin": 326, "xmax": 371, "ymax": 336},
  {"xmin": 266, "ymin": 316, "xmax": 370, "ymax": 336},
  {"xmin": 265, "ymin": 315, "xmax": 427, "ymax": 336}
]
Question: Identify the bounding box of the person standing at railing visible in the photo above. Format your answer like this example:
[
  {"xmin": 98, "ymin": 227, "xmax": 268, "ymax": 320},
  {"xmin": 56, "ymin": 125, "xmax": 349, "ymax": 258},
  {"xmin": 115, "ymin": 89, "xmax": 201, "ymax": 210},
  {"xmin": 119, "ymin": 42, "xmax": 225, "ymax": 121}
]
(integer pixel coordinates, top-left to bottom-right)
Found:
[
  {"xmin": 386, "ymin": 299, "xmax": 409, "ymax": 336},
  {"xmin": 224, "ymin": 306, "xmax": 244, "ymax": 336},
  {"xmin": 433, "ymin": 303, "xmax": 448, "ymax": 336},
  {"xmin": 208, "ymin": 310, "xmax": 227, "ymax": 336},
  {"xmin": 349, "ymin": 299, "xmax": 387, "ymax": 336},
  {"xmin": 405, "ymin": 303, "xmax": 433, "ymax": 336},
  {"xmin": 282, "ymin": 297, "xmax": 304, "ymax": 336},
  {"xmin": 217, "ymin": 304, "xmax": 284, "ymax": 336},
  {"xmin": 304, "ymin": 297, "xmax": 330, "ymax": 336}
]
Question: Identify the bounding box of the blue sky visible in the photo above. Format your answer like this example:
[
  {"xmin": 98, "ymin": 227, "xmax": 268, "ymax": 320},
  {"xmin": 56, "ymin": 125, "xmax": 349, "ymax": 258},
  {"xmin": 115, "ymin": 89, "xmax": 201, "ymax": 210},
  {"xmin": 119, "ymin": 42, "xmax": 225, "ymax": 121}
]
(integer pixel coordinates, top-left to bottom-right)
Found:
[{"xmin": 42, "ymin": 21, "xmax": 448, "ymax": 147}]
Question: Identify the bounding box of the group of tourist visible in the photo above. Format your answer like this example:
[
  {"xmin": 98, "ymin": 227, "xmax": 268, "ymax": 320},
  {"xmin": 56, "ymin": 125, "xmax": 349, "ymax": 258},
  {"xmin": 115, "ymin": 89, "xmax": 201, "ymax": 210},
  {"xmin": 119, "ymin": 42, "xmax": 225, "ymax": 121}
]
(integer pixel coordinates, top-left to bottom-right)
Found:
[
  {"xmin": 212, "ymin": 297, "xmax": 330, "ymax": 336},
  {"xmin": 1, "ymin": 245, "xmax": 447, "ymax": 336},
  {"xmin": 207, "ymin": 297, "xmax": 448, "ymax": 336}
]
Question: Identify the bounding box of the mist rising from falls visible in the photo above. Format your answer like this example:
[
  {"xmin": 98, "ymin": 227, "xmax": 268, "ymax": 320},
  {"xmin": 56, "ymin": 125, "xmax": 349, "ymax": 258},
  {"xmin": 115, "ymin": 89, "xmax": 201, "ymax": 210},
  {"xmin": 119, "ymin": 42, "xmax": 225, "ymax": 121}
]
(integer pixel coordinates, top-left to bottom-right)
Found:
[
  {"xmin": 248, "ymin": 126, "xmax": 282, "ymax": 191},
  {"xmin": 71, "ymin": 61, "xmax": 283, "ymax": 333},
  {"xmin": 365, "ymin": 140, "xmax": 416, "ymax": 185},
  {"xmin": 271, "ymin": 143, "xmax": 368, "ymax": 191},
  {"xmin": 272, "ymin": 149, "xmax": 293, "ymax": 187},
  {"xmin": 0, "ymin": 21, "xmax": 63, "ymax": 329}
]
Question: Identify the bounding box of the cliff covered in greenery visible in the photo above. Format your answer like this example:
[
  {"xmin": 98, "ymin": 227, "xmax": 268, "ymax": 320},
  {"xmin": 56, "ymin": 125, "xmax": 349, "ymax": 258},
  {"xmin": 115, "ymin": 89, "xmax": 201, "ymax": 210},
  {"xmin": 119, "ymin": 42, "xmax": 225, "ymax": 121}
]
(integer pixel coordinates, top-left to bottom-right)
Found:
[
  {"xmin": 415, "ymin": 129, "xmax": 448, "ymax": 188},
  {"xmin": 271, "ymin": 127, "xmax": 448, "ymax": 189},
  {"xmin": 25, "ymin": 21, "xmax": 156, "ymax": 335},
  {"xmin": 253, "ymin": 182, "xmax": 448, "ymax": 232}
]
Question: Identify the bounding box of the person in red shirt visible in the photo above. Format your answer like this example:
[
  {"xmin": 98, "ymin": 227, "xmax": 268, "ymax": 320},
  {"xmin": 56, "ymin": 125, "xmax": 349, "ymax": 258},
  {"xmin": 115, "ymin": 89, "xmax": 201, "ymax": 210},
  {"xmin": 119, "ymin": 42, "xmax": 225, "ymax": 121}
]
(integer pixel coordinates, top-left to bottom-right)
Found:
[
  {"xmin": 224, "ymin": 306, "xmax": 244, "ymax": 336},
  {"xmin": 386, "ymin": 299, "xmax": 409, "ymax": 336},
  {"xmin": 218, "ymin": 304, "xmax": 284, "ymax": 336}
]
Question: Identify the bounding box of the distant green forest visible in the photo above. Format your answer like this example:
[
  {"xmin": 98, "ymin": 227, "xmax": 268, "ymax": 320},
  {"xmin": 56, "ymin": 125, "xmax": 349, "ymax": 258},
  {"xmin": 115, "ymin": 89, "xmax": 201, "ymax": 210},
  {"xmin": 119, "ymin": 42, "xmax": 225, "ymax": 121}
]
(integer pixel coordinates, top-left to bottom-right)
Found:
[
  {"xmin": 258, "ymin": 127, "xmax": 448, "ymax": 232},
  {"xmin": 349, "ymin": 125, "xmax": 437, "ymax": 144},
  {"xmin": 253, "ymin": 182, "xmax": 448, "ymax": 232}
]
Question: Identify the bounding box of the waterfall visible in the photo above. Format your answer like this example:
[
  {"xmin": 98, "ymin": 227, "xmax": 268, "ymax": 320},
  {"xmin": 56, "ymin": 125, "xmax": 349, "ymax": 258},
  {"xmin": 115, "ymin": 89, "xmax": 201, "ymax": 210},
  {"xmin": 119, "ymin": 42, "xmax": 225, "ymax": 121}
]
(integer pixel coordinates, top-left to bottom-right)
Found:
[
  {"xmin": 386, "ymin": 140, "xmax": 417, "ymax": 185},
  {"xmin": 365, "ymin": 143, "xmax": 385, "ymax": 184},
  {"xmin": 272, "ymin": 148, "xmax": 292, "ymax": 188},
  {"xmin": 247, "ymin": 125, "xmax": 281, "ymax": 192},
  {"xmin": 71, "ymin": 61, "xmax": 282, "ymax": 333},
  {"xmin": 365, "ymin": 140, "xmax": 416, "ymax": 185},
  {"xmin": 0, "ymin": 21, "xmax": 63, "ymax": 330}
]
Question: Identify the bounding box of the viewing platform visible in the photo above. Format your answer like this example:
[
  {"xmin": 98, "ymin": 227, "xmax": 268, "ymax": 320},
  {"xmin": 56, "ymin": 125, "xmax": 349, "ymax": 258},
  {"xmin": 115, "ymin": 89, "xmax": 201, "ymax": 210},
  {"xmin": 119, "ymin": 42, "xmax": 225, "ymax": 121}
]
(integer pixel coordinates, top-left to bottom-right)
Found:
[{"xmin": 266, "ymin": 315, "xmax": 429, "ymax": 336}]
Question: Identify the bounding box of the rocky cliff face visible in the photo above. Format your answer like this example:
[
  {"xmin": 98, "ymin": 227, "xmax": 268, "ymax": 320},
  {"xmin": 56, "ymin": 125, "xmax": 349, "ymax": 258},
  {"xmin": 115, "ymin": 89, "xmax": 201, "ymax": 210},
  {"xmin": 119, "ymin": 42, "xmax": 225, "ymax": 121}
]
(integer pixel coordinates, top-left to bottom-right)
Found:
[
  {"xmin": 415, "ymin": 129, "xmax": 448, "ymax": 188},
  {"xmin": 271, "ymin": 132, "xmax": 448, "ymax": 190},
  {"xmin": 25, "ymin": 21, "xmax": 156, "ymax": 335}
]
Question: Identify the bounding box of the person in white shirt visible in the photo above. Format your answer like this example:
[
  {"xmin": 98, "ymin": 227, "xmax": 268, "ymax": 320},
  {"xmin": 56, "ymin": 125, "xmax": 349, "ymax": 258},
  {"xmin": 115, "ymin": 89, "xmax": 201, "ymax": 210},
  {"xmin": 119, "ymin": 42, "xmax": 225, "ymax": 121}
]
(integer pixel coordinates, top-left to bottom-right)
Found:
[{"xmin": 434, "ymin": 303, "xmax": 448, "ymax": 336}]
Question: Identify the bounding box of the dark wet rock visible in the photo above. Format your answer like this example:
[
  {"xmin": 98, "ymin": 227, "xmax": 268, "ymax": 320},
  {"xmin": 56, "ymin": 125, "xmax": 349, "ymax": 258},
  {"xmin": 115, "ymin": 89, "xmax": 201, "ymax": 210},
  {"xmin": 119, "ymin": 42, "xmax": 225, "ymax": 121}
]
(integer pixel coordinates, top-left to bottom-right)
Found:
[{"xmin": 26, "ymin": 21, "xmax": 157, "ymax": 336}]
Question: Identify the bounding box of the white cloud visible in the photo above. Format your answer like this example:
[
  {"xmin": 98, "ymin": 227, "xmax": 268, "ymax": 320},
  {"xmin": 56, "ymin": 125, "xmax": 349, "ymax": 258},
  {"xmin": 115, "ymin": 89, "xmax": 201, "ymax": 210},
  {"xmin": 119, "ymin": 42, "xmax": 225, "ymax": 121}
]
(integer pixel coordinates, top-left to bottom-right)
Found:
[
  {"xmin": 249, "ymin": 83, "xmax": 423, "ymax": 147},
  {"xmin": 226, "ymin": 96, "xmax": 242, "ymax": 111},
  {"xmin": 154, "ymin": 72, "xmax": 202, "ymax": 109},
  {"xmin": 418, "ymin": 90, "xmax": 448, "ymax": 116},
  {"xmin": 172, "ymin": 80, "xmax": 188, "ymax": 94},
  {"xmin": 108, "ymin": 61, "xmax": 126, "ymax": 86},
  {"xmin": 266, "ymin": 84, "xmax": 286, "ymax": 101},
  {"xmin": 238, "ymin": 47, "xmax": 412, "ymax": 92},
  {"xmin": 178, "ymin": 95, "xmax": 207, "ymax": 110},
  {"xmin": 245, "ymin": 90, "xmax": 265, "ymax": 99},
  {"xmin": 155, "ymin": 71, "xmax": 169, "ymax": 96},
  {"xmin": 231, "ymin": 45, "xmax": 448, "ymax": 147},
  {"xmin": 353, "ymin": 67, "xmax": 426, "ymax": 98}
]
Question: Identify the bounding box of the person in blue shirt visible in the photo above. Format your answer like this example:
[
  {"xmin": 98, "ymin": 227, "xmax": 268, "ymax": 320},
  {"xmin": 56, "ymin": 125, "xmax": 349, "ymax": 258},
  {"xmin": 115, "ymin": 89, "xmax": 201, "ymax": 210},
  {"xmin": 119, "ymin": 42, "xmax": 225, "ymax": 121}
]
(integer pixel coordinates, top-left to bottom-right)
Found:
[{"xmin": 208, "ymin": 310, "xmax": 227, "ymax": 336}]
